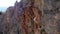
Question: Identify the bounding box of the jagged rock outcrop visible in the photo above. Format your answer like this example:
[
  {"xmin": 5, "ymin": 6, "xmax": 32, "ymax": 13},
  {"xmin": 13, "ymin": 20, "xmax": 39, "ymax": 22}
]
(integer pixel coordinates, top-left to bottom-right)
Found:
[
  {"xmin": 1, "ymin": 0, "xmax": 43, "ymax": 34},
  {"xmin": 1, "ymin": 0, "xmax": 60, "ymax": 34}
]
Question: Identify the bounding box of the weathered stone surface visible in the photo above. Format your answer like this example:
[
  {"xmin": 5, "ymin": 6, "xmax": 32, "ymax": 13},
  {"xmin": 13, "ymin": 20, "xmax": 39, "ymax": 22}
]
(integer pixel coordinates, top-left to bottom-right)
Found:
[
  {"xmin": 0, "ymin": 0, "xmax": 43, "ymax": 34},
  {"xmin": 42, "ymin": 0, "xmax": 60, "ymax": 34},
  {"xmin": 1, "ymin": 0, "xmax": 60, "ymax": 34}
]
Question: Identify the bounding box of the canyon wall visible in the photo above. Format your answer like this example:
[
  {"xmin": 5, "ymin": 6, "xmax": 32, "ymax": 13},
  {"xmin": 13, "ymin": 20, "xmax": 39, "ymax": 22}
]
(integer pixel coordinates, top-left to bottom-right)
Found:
[
  {"xmin": 42, "ymin": 0, "xmax": 60, "ymax": 34},
  {"xmin": 1, "ymin": 0, "xmax": 43, "ymax": 34},
  {"xmin": 0, "ymin": 0, "xmax": 60, "ymax": 34}
]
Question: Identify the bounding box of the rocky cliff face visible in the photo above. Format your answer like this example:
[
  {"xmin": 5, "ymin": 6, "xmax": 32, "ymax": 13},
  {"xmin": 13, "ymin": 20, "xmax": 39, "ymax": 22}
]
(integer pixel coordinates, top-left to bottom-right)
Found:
[
  {"xmin": 1, "ymin": 0, "xmax": 43, "ymax": 34},
  {"xmin": 42, "ymin": 0, "xmax": 60, "ymax": 34},
  {"xmin": 0, "ymin": 0, "xmax": 60, "ymax": 34}
]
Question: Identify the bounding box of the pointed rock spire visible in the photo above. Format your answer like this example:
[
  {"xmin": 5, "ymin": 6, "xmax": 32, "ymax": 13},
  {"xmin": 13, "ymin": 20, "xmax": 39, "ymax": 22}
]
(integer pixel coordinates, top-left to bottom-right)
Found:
[{"xmin": 15, "ymin": 0, "xmax": 18, "ymax": 6}]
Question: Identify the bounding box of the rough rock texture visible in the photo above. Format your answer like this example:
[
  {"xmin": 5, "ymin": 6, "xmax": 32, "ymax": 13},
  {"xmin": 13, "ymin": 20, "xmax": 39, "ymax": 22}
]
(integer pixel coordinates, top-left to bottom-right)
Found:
[
  {"xmin": 1, "ymin": 0, "xmax": 43, "ymax": 34},
  {"xmin": 0, "ymin": 0, "xmax": 60, "ymax": 34},
  {"xmin": 42, "ymin": 0, "xmax": 60, "ymax": 34}
]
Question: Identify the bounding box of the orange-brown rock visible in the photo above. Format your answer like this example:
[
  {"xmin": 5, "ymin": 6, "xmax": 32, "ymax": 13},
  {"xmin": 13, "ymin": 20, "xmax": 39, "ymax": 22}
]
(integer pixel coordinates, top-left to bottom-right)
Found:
[{"xmin": 1, "ymin": 0, "xmax": 43, "ymax": 34}]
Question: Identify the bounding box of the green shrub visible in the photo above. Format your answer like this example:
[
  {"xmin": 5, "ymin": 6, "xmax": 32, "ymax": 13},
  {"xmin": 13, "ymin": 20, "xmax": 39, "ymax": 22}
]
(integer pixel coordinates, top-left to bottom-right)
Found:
[{"xmin": 41, "ymin": 29, "xmax": 45, "ymax": 32}]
